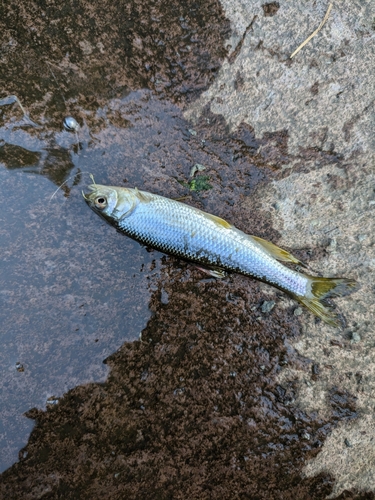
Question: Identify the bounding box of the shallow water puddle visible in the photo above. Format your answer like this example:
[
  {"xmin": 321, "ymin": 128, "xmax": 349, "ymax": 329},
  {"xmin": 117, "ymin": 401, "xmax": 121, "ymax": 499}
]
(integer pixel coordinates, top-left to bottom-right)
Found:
[{"xmin": 0, "ymin": 96, "xmax": 172, "ymax": 471}]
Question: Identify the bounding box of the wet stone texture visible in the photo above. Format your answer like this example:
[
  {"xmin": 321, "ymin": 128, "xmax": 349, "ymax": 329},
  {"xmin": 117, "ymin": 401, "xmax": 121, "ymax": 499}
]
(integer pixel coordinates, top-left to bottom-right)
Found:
[
  {"xmin": 0, "ymin": 0, "xmax": 374, "ymax": 499},
  {"xmin": 0, "ymin": 0, "xmax": 230, "ymax": 107}
]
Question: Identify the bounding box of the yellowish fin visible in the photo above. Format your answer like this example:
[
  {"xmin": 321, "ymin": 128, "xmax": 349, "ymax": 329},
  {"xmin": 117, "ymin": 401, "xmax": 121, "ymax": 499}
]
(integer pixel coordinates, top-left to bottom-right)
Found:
[
  {"xmin": 204, "ymin": 212, "xmax": 232, "ymax": 229},
  {"xmin": 250, "ymin": 235, "xmax": 305, "ymax": 266},
  {"xmin": 296, "ymin": 276, "xmax": 358, "ymax": 327},
  {"xmin": 196, "ymin": 265, "xmax": 227, "ymax": 279}
]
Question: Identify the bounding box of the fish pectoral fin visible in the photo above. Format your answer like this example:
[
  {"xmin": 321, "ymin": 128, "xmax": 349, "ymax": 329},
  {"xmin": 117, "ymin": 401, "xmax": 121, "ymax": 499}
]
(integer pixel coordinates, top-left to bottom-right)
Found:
[
  {"xmin": 205, "ymin": 213, "xmax": 232, "ymax": 229},
  {"xmin": 250, "ymin": 235, "xmax": 306, "ymax": 266}
]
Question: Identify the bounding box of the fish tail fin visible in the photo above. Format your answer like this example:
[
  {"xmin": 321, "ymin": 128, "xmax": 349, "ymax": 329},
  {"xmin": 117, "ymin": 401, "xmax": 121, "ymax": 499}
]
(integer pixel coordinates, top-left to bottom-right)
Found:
[{"xmin": 296, "ymin": 276, "xmax": 358, "ymax": 327}]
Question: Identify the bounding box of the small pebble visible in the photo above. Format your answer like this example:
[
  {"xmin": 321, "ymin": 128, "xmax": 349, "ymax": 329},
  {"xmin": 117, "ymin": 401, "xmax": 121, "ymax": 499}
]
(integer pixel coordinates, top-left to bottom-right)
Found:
[
  {"xmin": 261, "ymin": 300, "xmax": 275, "ymax": 313},
  {"xmin": 351, "ymin": 332, "xmax": 361, "ymax": 343},
  {"xmin": 326, "ymin": 238, "xmax": 337, "ymax": 252},
  {"xmin": 160, "ymin": 289, "xmax": 169, "ymax": 305},
  {"xmin": 190, "ymin": 163, "xmax": 206, "ymax": 177},
  {"xmin": 344, "ymin": 438, "xmax": 352, "ymax": 448},
  {"xmin": 46, "ymin": 397, "xmax": 59, "ymax": 405},
  {"xmin": 294, "ymin": 307, "xmax": 303, "ymax": 317}
]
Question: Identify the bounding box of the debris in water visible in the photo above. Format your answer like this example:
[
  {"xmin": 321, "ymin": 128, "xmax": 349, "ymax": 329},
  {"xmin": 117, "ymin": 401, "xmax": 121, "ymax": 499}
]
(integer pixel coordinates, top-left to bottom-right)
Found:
[
  {"xmin": 63, "ymin": 116, "xmax": 80, "ymax": 132},
  {"xmin": 63, "ymin": 116, "xmax": 80, "ymax": 152},
  {"xmin": 15, "ymin": 362, "xmax": 24, "ymax": 372},
  {"xmin": 0, "ymin": 95, "xmax": 39, "ymax": 127}
]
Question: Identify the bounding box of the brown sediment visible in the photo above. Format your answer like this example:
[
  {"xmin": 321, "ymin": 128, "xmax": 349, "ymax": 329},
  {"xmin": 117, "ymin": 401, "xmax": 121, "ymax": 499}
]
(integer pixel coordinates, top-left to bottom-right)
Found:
[{"xmin": 0, "ymin": 265, "xmax": 358, "ymax": 499}]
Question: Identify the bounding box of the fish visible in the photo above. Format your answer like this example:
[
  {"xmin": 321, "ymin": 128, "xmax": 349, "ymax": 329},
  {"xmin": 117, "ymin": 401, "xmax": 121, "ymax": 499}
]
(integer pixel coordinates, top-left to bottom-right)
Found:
[{"xmin": 84, "ymin": 182, "xmax": 357, "ymax": 327}]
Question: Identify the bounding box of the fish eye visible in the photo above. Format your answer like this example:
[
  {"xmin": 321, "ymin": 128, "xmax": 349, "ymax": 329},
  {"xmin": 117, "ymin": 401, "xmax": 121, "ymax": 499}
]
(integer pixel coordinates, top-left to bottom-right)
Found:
[{"xmin": 95, "ymin": 196, "xmax": 107, "ymax": 209}]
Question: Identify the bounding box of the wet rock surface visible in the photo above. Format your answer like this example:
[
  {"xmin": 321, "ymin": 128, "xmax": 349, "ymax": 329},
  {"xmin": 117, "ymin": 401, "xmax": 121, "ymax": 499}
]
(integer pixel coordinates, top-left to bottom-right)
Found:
[
  {"xmin": 0, "ymin": 0, "xmax": 374, "ymax": 498},
  {"xmin": 0, "ymin": 0, "xmax": 230, "ymax": 106}
]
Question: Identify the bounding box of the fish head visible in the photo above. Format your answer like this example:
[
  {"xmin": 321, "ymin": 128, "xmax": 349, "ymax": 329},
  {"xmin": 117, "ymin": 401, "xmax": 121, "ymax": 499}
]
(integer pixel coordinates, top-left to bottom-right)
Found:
[{"xmin": 84, "ymin": 184, "xmax": 138, "ymax": 222}]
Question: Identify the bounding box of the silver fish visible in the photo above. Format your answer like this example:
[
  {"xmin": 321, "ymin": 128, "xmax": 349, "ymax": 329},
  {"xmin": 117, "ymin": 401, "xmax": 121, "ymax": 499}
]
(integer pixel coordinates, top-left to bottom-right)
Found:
[{"xmin": 84, "ymin": 183, "xmax": 357, "ymax": 326}]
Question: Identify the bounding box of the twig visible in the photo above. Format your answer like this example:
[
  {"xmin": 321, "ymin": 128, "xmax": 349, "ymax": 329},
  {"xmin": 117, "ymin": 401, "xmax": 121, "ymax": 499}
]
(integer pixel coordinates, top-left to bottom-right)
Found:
[{"xmin": 290, "ymin": 3, "xmax": 333, "ymax": 59}]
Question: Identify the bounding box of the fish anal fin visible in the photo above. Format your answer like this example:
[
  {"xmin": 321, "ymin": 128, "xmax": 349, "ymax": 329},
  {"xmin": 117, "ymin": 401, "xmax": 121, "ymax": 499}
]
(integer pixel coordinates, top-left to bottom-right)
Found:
[
  {"xmin": 205, "ymin": 213, "xmax": 232, "ymax": 229},
  {"xmin": 251, "ymin": 235, "xmax": 304, "ymax": 266}
]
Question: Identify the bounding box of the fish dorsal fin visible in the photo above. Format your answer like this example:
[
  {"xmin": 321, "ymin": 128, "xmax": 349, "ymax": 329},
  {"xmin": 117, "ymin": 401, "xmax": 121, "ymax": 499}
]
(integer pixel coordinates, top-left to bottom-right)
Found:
[
  {"xmin": 250, "ymin": 235, "xmax": 305, "ymax": 266},
  {"xmin": 205, "ymin": 213, "xmax": 232, "ymax": 229}
]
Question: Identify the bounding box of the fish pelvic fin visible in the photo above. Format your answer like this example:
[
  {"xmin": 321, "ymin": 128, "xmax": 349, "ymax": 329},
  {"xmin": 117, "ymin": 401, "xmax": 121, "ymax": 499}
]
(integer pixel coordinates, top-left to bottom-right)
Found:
[
  {"xmin": 195, "ymin": 265, "xmax": 227, "ymax": 279},
  {"xmin": 250, "ymin": 235, "xmax": 306, "ymax": 266},
  {"xmin": 296, "ymin": 276, "xmax": 358, "ymax": 327}
]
